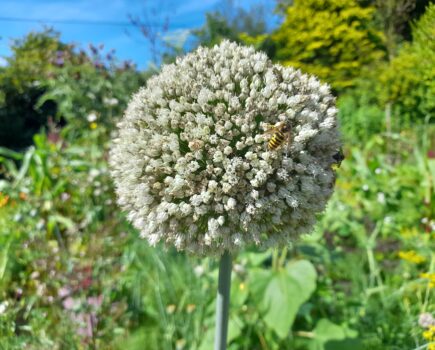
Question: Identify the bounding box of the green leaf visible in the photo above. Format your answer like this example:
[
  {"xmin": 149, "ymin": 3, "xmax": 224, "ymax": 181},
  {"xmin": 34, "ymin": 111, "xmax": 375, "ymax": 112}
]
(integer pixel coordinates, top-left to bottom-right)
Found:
[
  {"xmin": 307, "ymin": 319, "xmax": 362, "ymax": 350},
  {"xmin": 261, "ymin": 260, "xmax": 317, "ymax": 339},
  {"xmin": 285, "ymin": 260, "xmax": 317, "ymax": 297},
  {"xmin": 231, "ymin": 276, "xmax": 249, "ymax": 307},
  {"xmin": 48, "ymin": 215, "xmax": 75, "ymax": 233},
  {"xmin": 198, "ymin": 326, "xmax": 214, "ymax": 350},
  {"xmin": 197, "ymin": 311, "xmax": 244, "ymax": 349},
  {"xmin": 248, "ymin": 268, "xmax": 273, "ymax": 304},
  {"xmin": 228, "ymin": 315, "xmax": 243, "ymax": 343},
  {"xmin": 0, "ymin": 239, "xmax": 11, "ymax": 280},
  {"xmin": 262, "ymin": 272, "xmax": 295, "ymax": 338},
  {"xmin": 0, "ymin": 147, "xmax": 23, "ymax": 160},
  {"xmin": 314, "ymin": 319, "xmax": 348, "ymax": 342},
  {"xmin": 14, "ymin": 146, "xmax": 35, "ymax": 186},
  {"xmin": 243, "ymin": 250, "xmax": 271, "ymax": 267}
]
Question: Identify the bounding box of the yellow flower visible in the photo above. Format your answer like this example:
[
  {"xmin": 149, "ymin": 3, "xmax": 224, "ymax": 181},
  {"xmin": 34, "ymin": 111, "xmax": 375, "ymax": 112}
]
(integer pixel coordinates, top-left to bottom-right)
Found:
[
  {"xmin": 0, "ymin": 193, "xmax": 9, "ymax": 208},
  {"xmin": 423, "ymin": 326, "xmax": 435, "ymax": 341},
  {"xmin": 90, "ymin": 122, "xmax": 98, "ymax": 129},
  {"xmin": 175, "ymin": 338, "xmax": 186, "ymax": 350},
  {"xmin": 186, "ymin": 304, "xmax": 196, "ymax": 313},
  {"xmin": 336, "ymin": 181, "xmax": 353, "ymax": 190},
  {"xmin": 400, "ymin": 227, "xmax": 419, "ymax": 238},
  {"xmin": 429, "ymin": 343, "xmax": 435, "ymax": 350},
  {"xmin": 166, "ymin": 304, "xmax": 176, "ymax": 314},
  {"xmin": 420, "ymin": 273, "xmax": 435, "ymax": 288},
  {"xmin": 398, "ymin": 250, "xmax": 426, "ymax": 264},
  {"xmin": 52, "ymin": 166, "xmax": 61, "ymax": 175}
]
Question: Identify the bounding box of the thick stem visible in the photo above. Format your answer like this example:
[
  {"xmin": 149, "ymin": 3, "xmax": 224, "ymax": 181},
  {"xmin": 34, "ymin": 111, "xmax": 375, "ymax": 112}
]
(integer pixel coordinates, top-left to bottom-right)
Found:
[{"xmin": 214, "ymin": 251, "xmax": 232, "ymax": 350}]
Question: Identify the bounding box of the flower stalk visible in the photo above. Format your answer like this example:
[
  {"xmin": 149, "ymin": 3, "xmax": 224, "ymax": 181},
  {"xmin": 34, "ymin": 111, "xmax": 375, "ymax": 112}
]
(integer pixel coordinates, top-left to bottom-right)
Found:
[{"xmin": 214, "ymin": 251, "xmax": 232, "ymax": 350}]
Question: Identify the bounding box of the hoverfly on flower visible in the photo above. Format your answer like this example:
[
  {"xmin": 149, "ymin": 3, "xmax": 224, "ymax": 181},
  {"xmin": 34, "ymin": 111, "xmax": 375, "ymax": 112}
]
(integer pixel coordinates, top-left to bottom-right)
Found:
[{"xmin": 263, "ymin": 121, "xmax": 292, "ymax": 151}]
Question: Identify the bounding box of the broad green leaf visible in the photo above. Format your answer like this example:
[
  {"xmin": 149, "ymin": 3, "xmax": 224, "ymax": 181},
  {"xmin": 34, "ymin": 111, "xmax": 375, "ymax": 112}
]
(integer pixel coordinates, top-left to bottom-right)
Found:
[
  {"xmin": 285, "ymin": 260, "xmax": 317, "ymax": 297},
  {"xmin": 198, "ymin": 326, "xmax": 214, "ymax": 350},
  {"xmin": 231, "ymin": 276, "xmax": 249, "ymax": 307},
  {"xmin": 248, "ymin": 268, "xmax": 273, "ymax": 304},
  {"xmin": 228, "ymin": 315, "xmax": 242, "ymax": 343},
  {"xmin": 262, "ymin": 260, "xmax": 317, "ymax": 339},
  {"xmin": 307, "ymin": 319, "xmax": 362, "ymax": 350},
  {"xmin": 314, "ymin": 319, "xmax": 347, "ymax": 342},
  {"xmin": 198, "ymin": 313, "xmax": 243, "ymax": 349},
  {"xmin": 262, "ymin": 272, "xmax": 295, "ymax": 338}
]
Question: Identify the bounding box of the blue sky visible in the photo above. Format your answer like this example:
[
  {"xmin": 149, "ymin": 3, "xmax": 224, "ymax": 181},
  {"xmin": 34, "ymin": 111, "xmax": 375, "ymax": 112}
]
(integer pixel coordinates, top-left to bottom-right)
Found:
[{"xmin": 0, "ymin": 0, "xmax": 279, "ymax": 69}]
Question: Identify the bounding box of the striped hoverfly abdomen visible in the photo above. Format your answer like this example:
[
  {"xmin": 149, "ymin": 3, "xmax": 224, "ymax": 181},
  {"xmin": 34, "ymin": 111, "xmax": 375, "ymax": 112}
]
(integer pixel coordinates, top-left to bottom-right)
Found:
[{"xmin": 264, "ymin": 122, "xmax": 292, "ymax": 151}]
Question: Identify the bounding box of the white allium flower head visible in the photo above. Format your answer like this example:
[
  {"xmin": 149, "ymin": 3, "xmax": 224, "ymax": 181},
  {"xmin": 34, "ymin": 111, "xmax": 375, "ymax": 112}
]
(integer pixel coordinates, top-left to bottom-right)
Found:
[{"xmin": 109, "ymin": 41, "xmax": 341, "ymax": 255}]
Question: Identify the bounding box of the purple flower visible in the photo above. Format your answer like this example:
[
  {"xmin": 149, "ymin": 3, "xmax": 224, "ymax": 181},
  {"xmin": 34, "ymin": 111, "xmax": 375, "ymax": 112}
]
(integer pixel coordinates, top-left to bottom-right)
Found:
[
  {"xmin": 63, "ymin": 297, "xmax": 80, "ymax": 310},
  {"xmin": 54, "ymin": 57, "xmax": 64, "ymax": 67},
  {"xmin": 87, "ymin": 295, "xmax": 103, "ymax": 309},
  {"xmin": 89, "ymin": 44, "xmax": 98, "ymax": 55}
]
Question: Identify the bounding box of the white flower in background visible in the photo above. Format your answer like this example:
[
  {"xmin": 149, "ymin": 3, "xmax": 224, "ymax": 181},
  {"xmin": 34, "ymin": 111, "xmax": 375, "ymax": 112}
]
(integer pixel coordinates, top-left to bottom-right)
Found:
[
  {"xmin": 103, "ymin": 97, "xmax": 119, "ymax": 107},
  {"xmin": 109, "ymin": 41, "xmax": 341, "ymax": 255},
  {"xmin": 0, "ymin": 301, "xmax": 8, "ymax": 315},
  {"xmin": 193, "ymin": 265, "xmax": 205, "ymax": 277},
  {"xmin": 377, "ymin": 192, "xmax": 386, "ymax": 204},
  {"xmin": 419, "ymin": 313, "xmax": 435, "ymax": 328},
  {"xmin": 383, "ymin": 216, "xmax": 392, "ymax": 224},
  {"xmin": 87, "ymin": 112, "xmax": 98, "ymax": 122}
]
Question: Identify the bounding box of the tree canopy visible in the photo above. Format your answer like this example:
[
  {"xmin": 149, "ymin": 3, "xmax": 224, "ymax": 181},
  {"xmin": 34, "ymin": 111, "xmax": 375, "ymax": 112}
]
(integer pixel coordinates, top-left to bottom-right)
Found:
[{"xmin": 271, "ymin": 0, "xmax": 385, "ymax": 91}]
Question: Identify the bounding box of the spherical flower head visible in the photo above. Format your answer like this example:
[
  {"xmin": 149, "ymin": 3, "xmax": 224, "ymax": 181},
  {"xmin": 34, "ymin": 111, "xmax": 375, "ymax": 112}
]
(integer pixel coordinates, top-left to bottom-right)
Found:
[{"xmin": 109, "ymin": 40, "xmax": 341, "ymax": 255}]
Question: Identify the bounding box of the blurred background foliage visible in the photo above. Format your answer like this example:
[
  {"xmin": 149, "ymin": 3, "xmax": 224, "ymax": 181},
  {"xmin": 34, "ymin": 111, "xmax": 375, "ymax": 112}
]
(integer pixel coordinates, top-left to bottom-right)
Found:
[{"xmin": 0, "ymin": 0, "xmax": 434, "ymax": 349}]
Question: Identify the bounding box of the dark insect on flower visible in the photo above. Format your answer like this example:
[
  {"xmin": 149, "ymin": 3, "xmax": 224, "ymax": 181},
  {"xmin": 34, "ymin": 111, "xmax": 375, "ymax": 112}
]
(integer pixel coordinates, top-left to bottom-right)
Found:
[{"xmin": 332, "ymin": 149, "xmax": 345, "ymax": 169}]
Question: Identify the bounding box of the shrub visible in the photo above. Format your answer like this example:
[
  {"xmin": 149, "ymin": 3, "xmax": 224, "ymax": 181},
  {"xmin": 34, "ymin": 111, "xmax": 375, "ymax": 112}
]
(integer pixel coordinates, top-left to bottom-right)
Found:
[
  {"xmin": 0, "ymin": 29, "xmax": 64, "ymax": 149},
  {"xmin": 271, "ymin": 0, "xmax": 385, "ymax": 92},
  {"xmin": 378, "ymin": 3, "xmax": 435, "ymax": 123}
]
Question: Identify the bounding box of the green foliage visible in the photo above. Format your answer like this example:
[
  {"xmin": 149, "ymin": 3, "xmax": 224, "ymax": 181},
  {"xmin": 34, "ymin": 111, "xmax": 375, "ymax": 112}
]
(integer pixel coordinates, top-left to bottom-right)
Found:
[
  {"xmin": 37, "ymin": 47, "xmax": 146, "ymax": 138},
  {"xmin": 335, "ymin": 3, "xmax": 435, "ymax": 141},
  {"xmin": 337, "ymin": 76, "xmax": 385, "ymax": 144},
  {"xmin": 0, "ymin": 29, "xmax": 145, "ymax": 149},
  {"xmin": 367, "ymin": 0, "xmax": 432, "ymax": 54},
  {"xmin": 0, "ymin": 2, "xmax": 434, "ymax": 348},
  {"xmin": 0, "ymin": 29, "xmax": 63, "ymax": 149},
  {"xmin": 378, "ymin": 3, "xmax": 435, "ymax": 122},
  {"xmin": 0, "ymin": 28, "xmax": 65, "ymax": 92},
  {"xmin": 272, "ymin": 0, "xmax": 385, "ymax": 91},
  {"xmin": 260, "ymin": 260, "xmax": 317, "ymax": 338},
  {"xmin": 1, "ymin": 127, "xmax": 433, "ymax": 349}
]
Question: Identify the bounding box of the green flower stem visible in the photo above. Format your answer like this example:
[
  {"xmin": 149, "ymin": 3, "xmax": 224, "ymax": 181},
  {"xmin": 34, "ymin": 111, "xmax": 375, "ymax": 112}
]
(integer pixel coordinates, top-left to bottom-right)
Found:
[{"xmin": 214, "ymin": 251, "xmax": 232, "ymax": 350}]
